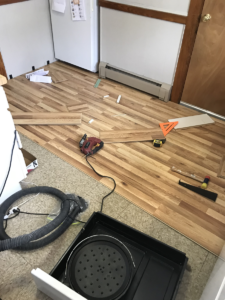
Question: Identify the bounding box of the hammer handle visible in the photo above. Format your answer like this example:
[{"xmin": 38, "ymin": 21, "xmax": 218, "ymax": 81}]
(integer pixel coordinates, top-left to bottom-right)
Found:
[{"xmin": 171, "ymin": 166, "xmax": 204, "ymax": 183}]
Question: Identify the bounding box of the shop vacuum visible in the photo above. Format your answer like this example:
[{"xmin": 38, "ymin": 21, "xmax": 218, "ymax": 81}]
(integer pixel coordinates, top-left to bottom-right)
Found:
[{"xmin": 32, "ymin": 212, "xmax": 188, "ymax": 300}]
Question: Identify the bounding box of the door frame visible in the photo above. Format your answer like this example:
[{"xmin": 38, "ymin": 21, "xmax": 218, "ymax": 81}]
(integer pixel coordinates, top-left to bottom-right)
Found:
[{"xmin": 171, "ymin": 0, "xmax": 206, "ymax": 103}]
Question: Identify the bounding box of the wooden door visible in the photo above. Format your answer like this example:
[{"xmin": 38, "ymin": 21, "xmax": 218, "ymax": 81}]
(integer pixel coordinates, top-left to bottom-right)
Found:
[{"xmin": 181, "ymin": 0, "xmax": 225, "ymax": 116}]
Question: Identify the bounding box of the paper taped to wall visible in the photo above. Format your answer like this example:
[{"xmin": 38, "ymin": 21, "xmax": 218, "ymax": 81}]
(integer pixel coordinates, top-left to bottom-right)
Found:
[
  {"xmin": 52, "ymin": 0, "xmax": 66, "ymax": 13},
  {"xmin": 26, "ymin": 69, "xmax": 49, "ymax": 80},
  {"xmin": 70, "ymin": 0, "xmax": 86, "ymax": 21},
  {"xmin": 30, "ymin": 75, "xmax": 52, "ymax": 83}
]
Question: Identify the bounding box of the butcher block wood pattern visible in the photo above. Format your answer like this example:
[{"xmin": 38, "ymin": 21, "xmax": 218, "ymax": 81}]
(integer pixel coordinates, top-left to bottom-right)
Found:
[
  {"xmin": 4, "ymin": 61, "xmax": 225, "ymax": 256},
  {"xmin": 12, "ymin": 112, "xmax": 82, "ymax": 125},
  {"xmin": 100, "ymin": 129, "xmax": 165, "ymax": 143}
]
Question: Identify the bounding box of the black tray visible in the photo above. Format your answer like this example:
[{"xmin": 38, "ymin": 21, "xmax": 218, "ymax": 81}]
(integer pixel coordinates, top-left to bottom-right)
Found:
[{"xmin": 50, "ymin": 212, "xmax": 188, "ymax": 300}]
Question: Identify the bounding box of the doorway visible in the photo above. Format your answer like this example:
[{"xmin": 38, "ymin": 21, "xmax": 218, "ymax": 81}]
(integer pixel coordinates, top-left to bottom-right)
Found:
[{"xmin": 181, "ymin": 0, "xmax": 225, "ymax": 117}]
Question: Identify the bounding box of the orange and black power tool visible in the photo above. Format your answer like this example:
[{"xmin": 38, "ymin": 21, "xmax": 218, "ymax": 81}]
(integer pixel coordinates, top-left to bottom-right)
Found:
[{"xmin": 79, "ymin": 134, "xmax": 104, "ymax": 156}]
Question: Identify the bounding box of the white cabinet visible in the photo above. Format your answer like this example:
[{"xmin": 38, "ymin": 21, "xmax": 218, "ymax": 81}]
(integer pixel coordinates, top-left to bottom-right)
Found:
[{"xmin": 0, "ymin": 86, "xmax": 27, "ymax": 204}]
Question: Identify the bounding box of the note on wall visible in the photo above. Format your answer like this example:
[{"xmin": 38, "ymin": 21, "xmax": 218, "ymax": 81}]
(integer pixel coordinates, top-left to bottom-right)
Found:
[
  {"xmin": 52, "ymin": 0, "xmax": 66, "ymax": 13},
  {"xmin": 70, "ymin": 0, "xmax": 86, "ymax": 21}
]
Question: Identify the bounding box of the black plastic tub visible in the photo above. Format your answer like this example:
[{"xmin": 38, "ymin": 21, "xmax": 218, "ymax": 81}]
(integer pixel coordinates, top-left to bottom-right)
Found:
[{"xmin": 50, "ymin": 212, "xmax": 188, "ymax": 300}]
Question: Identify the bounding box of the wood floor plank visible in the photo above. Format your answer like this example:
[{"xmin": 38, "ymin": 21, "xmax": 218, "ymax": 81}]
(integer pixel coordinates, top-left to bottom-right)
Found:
[
  {"xmin": 51, "ymin": 71, "xmax": 68, "ymax": 83},
  {"xmin": 13, "ymin": 119, "xmax": 81, "ymax": 125},
  {"xmin": 100, "ymin": 129, "xmax": 164, "ymax": 143},
  {"xmin": 7, "ymin": 78, "xmax": 45, "ymax": 98},
  {"xmin": 154, "ymin": 204, "xmax": 224, "ymax": 255},
  {"xmin": 12, "ymin": 112, "xmax": 82, "ymax": 125},
  {"xmin": 12, "ymin": 61, "xmax": 225, "ymax": 256},
  {"xmin": 67, "ymin": 104, "xmax": 90, "ymax": 112},
  {"xmin": 41, "ymin": 97, "xmax": 69, "ymax": 112},
  {"xmin": 16, "ymin": 125, "xmax": 47, "ymax": 146}
]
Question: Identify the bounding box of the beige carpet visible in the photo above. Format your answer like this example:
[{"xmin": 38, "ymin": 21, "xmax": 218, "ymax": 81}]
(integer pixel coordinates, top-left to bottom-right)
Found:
[{"xmin": 0, "ymin": 134, "xmax": 217, "ymax": 300}]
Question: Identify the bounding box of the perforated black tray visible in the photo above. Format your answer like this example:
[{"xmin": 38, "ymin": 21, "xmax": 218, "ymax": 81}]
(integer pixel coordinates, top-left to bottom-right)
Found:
[{"xmin": 50, "ymin": 212, "xmax": 188, "ymax": 300}]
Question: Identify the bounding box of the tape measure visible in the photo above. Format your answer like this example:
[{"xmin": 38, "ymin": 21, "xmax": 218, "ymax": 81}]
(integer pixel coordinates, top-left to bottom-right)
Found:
[{"xmin": 153, "ymin": 139, "xmax": 166, "ymax": 148}]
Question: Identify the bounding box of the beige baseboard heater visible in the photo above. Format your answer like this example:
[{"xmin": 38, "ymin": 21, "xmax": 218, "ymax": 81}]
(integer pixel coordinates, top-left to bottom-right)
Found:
[{"xmin": 99, "ymin": 62, "xmax": 172, "ymax": 102}]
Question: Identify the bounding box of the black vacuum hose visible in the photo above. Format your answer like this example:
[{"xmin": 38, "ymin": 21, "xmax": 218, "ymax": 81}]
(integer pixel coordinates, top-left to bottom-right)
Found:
[{"xmin": 0, "ymin": 186, "xmax": 85, "ymax": 251}]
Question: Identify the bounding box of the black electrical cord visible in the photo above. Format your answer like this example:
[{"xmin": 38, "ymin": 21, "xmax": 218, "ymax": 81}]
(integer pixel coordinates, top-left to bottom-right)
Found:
[
  {"xmin": 85, "ymin": 154, "xmax": 116, "ymax": 212},
  {"xmin": 3, "ymin": 208, "xmax": 49, "ymax": 230},
  {"xmin": 0, "ymin": 130, "xmax": 17, "ymax": 197},
  {"xmin": 4, "ymin": 210, "xmax": 20, "ymax": 230}
]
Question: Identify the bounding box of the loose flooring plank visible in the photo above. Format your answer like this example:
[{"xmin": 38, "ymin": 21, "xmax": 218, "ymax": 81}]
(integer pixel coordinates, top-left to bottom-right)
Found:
[
  {"xmin": 51, "ymin": 71, "xmax": 68, "ymax": 83},
  {"xmin": 218, "ymin": 155, "xmax": 225, "ymax": 179},
  {"xmin": 11, "ymin": 61, "xmax": 225, "ymax": 256},
  {"xmin": 67, "ymin": 104, "xmax": 90, "ymax": 112},
  {"xmin": 12, "ymin": 112, "xmax": 81, "ymax": 119},
  {"xmin": 12, "ymin": 112, "xmax": 82, "ymax": 125},
  {"xmin": 13, "ymin": 119, "xmax": 81, "ymax": 125},
  {"xmin": 100, "ymin": 129, "xmax": 164, "ymax": 143}
]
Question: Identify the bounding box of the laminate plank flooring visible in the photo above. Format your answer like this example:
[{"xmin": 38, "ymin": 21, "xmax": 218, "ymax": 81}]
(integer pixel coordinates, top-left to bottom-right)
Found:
[{"xmin": 5, "ymin": 61, "xmax": 225, "ymax": 256}]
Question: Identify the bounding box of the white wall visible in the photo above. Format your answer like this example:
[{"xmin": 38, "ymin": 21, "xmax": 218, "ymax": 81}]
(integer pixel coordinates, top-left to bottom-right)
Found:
[
  {"xmin": 105, "ymin": 0, "xmax": 191, "ymax": 16},
  {"xmin": 100, "ymin": 8, "xmax": 185, "ymax": 85},
  {"xmin": 100, "ymin": 0, "xmax": 192, "ymax": 86},
  {"xmin": 0, "ymin": 0, "xmax": 55, "ymax": 78}
]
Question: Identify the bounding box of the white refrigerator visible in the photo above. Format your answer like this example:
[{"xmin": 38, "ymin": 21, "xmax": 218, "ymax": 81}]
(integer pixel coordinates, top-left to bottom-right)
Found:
[{"xmin": 50, "ymin": 0, "xmax": 99, "ymax": 72}]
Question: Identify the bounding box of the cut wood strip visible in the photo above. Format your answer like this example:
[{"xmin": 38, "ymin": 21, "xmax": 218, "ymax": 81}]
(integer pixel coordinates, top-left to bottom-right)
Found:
[
  {"xmin": 11, "ymin": 112, "xmax": 81, "ymax": 119},
  {"xmin": 67, "ymin": 104, "xmax": 90, "ymax": 112},
  {"xmin": 100, "ymin": 129, "xmax": 164, "ymax": 143},
  {"xmin": 13, "ymin": 119, "xmax": 81, "ymax": 125},
  {"xmin": 168, "ymin": 114, "xmax": 214, "ymax": 129},
  {"xmin": 218, "ymin": 155, "xmax": 225, "ymax": 179},
  {"xmin": 12, "ymin": 112, "xmax": 82, "ymax": 125},
  {"xmin": 51, "ymin": 71, "xmax": 68, "ymax": 83}
]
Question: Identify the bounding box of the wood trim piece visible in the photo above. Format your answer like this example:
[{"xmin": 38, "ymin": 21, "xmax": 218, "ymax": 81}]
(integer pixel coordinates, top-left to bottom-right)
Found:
[
  {"xmin": 0, "ymin": 52, "xmax": 7, "ymax": 78},
  {"xmin": 99, "ymin": 0, "xmax": 187, "ymax": 24},
  {"xmin": 0, "ymin": 0, "xmax": 27, "ymax": 5},
  {"xmin": 171, "ymin": 0, "xmax": 206, "ymax": 103}
]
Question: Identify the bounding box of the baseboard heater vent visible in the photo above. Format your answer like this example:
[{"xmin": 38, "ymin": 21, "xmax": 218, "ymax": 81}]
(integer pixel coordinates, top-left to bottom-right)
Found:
[{"xmin": 99, "ymin": 62, "xmax": 172, "ymax": 102}]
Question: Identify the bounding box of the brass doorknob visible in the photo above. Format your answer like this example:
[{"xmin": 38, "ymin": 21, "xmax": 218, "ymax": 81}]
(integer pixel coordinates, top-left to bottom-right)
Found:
[{"xmin": 202, "ymin": 14, "xmax": 212, "ymax": 22}]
